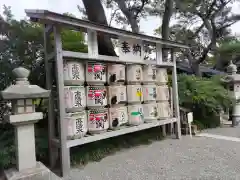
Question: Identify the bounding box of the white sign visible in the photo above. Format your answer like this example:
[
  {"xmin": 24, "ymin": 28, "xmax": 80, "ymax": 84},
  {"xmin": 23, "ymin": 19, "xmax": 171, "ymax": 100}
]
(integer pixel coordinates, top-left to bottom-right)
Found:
[
  {"xmin": 119, "ymin": 37, "xmax": 143, "ymax": 63},
  {"xmin": 187, "ymin": 112, "xmax": 193, "ymax": 138},
  {"xmin": 187, "ymin": 112, "xmax": 193, "ymax": 123}
]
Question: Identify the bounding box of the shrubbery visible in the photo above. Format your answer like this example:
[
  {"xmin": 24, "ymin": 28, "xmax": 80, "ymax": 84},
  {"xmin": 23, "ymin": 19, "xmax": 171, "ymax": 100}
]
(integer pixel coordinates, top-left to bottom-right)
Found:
[{"xmin": 175, "ymin": 74, "xmax": 232, "ymax": 128}]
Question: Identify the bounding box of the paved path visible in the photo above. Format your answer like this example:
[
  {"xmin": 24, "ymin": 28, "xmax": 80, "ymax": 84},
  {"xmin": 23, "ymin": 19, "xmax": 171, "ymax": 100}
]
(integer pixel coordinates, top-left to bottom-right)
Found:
[{"xmin": 69, "ymin": 127, "xmax": 240, "ymax": 180}]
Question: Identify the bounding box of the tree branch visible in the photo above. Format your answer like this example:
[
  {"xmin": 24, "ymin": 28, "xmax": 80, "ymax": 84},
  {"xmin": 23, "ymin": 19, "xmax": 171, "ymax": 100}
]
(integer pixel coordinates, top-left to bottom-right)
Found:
[
  {"xmin": 114, "ymin": 0, "xmax": 140, "ymax": 32},
  {"xmin": 196, "ymin": 18, "xmax": 217, "ymax": 64},
  {"xmin": 109, "ymin": 8, "xmax": 119, "ymax": 26}
]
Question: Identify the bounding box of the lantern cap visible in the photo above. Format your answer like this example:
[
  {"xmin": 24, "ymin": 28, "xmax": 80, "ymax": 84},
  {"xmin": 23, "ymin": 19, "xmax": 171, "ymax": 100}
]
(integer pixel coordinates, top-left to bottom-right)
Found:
[
  {"xmin": 227, "ymin": 60, "xmax": 237, "ymax": 74},
  {"xmin": 1, "ymin": 67, "xmax": 50, "ymax": 100}
]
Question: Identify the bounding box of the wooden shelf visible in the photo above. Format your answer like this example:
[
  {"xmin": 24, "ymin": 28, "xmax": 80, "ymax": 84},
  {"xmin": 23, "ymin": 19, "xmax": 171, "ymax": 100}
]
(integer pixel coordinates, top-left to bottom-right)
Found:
[
  {"xmin": 57, "ymin": 118, "xmax": 177, "ymax": 148},
  {"xmin": 62, "ymin": 51, "xmax": 174, "ymax": 67}
]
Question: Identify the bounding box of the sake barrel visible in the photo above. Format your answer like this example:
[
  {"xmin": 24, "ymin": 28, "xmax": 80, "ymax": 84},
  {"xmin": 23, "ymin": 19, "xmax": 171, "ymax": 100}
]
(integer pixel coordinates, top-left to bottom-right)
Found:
[
  {"xmin": 127, "ymin": 85, "xmax": 143, "ymax": 104},
  {"xmin": 157, "ymin": 102, "xmax": 172, "ymax": 119},
  {"xmin": 107, "ymin": 64, "xmax": 126, "ymax": 84},
  {"xmin": 64, "ymin": 86, "xmax": 86, "ymax": 112},
  {"xmin": 126, "ymin": 64, "xmax": 143, "ymax": 84},
  {"xmin": 143, "ymin": 103, "xmax": 158, "ymax": 122},
  {"xmin": 87, "ymin": 108, "xmax": 109, "ymax": 134},
  {"xmin": 86, "ymin": 86, "xmax": 107, "ymax": 107},
  {"xmin": 128, "ymin": 104, "xmax": 144, "ymax": 126},
  {"xmin": 156, "ymin": 68, "xmax": 168, "ymax": 85},
  {"xmin": 142, "ymin": 65, "xmax": 157, "ymax": 84},
  {"xmin": 109, "ymin": 106, "xmax": 128, "ymax": 129},
  {"xmin": 86, "ymin": 62, "xmax": 106, "ymax": 85},
  {"xmin": 108, "ymin": 85, "xmax": 127, "ymax": 105},
  {"xmin": 156, "ymin": 85, "xmax": 170, "ymax": 101},
  {"xmin": 65, "ymin": 111, "xmax": 87, "ymax": 139},
  {"xmin": 63, "ymin": 61, "xmax": 85, "ymax": 85},
  {"xmin": 143, "ymin": 84, "xmax": 157, "ymax": 102}
]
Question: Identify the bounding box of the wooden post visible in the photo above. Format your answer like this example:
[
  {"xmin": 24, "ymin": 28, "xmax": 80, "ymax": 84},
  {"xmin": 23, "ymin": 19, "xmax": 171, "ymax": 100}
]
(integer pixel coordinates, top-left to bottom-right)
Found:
[
  {"xmin": 156, "ymin": 43, "xmax": 166, "ymax": 137},
  {"xmin": 43, "ymin": 24, "xmax": 58, "ymax": 169},
  {"xmin": 168, "ymin": 87, "xmax": 174, "ymax": 135},
  {"xmin": 171, "ymin": 49, "xmax": 181, "ymax": 139},
  {"xmin": 53, "ymin": 27, "xmax": 70, "ymax": 177},
  {"xmin": 87, "ymin": 29, "xmax": 99, "ymax": 58}
]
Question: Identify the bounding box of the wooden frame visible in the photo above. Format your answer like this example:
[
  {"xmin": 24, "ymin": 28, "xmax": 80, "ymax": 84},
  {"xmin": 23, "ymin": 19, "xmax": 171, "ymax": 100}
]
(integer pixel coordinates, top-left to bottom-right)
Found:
[{"xmin": 26, "ymin": 9, "xmax": 188, "ymax": 178}]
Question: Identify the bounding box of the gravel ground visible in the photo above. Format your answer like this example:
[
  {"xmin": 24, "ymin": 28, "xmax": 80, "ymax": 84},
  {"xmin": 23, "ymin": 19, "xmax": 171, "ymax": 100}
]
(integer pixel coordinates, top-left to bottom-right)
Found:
[
  {"xmin": 202, "ymin": 126, "xmax": 240, "ymax": 138},
  {"xmin": 69, "ymin": 134, "xmax": 240, "ymax": 180}
]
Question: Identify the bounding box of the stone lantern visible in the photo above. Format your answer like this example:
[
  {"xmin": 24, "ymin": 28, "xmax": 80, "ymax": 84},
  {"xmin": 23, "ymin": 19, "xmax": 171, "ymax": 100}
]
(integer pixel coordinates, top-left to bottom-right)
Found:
[
  {"xmin": 224, "ymin": 61, "xmax": 240, "ymax": 127},
  {"xmin": 1, "ymin": 67, "xmax": 60, "ymax": 180}
]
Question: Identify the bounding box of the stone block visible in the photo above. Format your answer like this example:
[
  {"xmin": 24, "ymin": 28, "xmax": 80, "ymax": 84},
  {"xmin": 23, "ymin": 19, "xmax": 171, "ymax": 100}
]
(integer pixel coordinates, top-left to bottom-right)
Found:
[{"xmin": 4, "ymin": 162, "xmax": 62, "ymax": 180}]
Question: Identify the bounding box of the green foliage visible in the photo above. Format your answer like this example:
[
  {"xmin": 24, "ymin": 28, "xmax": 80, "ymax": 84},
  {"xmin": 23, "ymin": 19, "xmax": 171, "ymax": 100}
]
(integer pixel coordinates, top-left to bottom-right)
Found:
[
  {"xmin": 218, "ymin": 40, "xmax": 240, "ymax": 58},
  {"xmin": 0, "ymin": 124, "xmax": 15, "ymax": 168},
  {"xmin": 0, "ymin": 6, "xmax": 87, "ymax": 169},
  {"xmin": 177, "ymin": 74, "xmax": 232, "ymax": 128}
]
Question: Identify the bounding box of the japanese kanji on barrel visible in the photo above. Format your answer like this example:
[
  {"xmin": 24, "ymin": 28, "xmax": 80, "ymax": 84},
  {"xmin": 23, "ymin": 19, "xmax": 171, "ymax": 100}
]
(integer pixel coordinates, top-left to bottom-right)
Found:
[
  {"xmin": 64, "ymin": 61, "xmax": 88, "ymax": 139},
  {"xmin": 64, "ymin": 86, "xmax": 86, "ymax": 112},
  {"xmin": 142, "ymin": 65, "xmax": 157, "ymax": 84},
  {"xmin": 156, "ymin": 68, "xmax": 171, "ymax": 119},
  {"xmin": 66, "ymin": 111, "xmax": 87, "ymax": 139},
  {"xmin": 107, "ymin": 64, "xmax": 126, "ymax": 84},
  {"xmin": 109, "ymin": 106, "xmax": 128, "ymax": 129},
  {"xmin": 63, "ymin": 61, "xmax": 85, "ymax": 85},
  {"xmin": 86, "ymin": 86, "xmax": 107, "ymax": 107},
  {"xmin": 87, "ymin": 108, "xmax": 109, "ymax": 134},
  {"xmin": 128, "ymin": 104, "xmax": 144, "ymax": 126},
  {"xmin": 86, "ymin": 62, "xmax": 106, "ymax": 85},
  {"xmin": 108, "ymin": 85, "xmax": 127, "ymax": 105}
]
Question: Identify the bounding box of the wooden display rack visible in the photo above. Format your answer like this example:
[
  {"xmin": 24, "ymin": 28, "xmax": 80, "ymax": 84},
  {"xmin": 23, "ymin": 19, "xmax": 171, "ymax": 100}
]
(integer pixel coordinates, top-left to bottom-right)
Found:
[{"xmin": 25, "ymin": 9, "xmax": 189, "ymax": 178}]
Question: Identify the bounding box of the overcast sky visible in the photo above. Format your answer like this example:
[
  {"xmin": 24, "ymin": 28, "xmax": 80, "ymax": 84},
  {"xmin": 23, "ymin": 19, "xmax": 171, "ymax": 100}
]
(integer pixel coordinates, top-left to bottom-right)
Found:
[{"xmin": 1, "ymin": 0, "xmax": 240, "ymax": 37}]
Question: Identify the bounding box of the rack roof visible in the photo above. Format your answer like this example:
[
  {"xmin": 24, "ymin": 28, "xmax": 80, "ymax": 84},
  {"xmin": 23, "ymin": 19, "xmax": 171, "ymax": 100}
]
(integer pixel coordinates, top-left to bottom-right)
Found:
[{"xmin": 25, "ymin": 9, "xmax": 189, "ymax": 49}]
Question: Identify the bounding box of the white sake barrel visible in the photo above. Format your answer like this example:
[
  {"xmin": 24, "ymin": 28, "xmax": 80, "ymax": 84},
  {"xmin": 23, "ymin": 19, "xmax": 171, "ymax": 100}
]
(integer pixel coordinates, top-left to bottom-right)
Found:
[
  {"xmin": 63, "ymin": 61, "xmax": 85, "ymax": 85},
  {"xmin": 142, "ymin": 65, "xmax": 157, "ymax": 84},
  {"xmin": 87, "ymin": 108, "xmax": 109, "ymax": 134},
  {"xmin": 86, "ymin": 62, "xmax": 106, "ymax": 85},
  {"xmin": 107, "ymin": 64, "xmax": 126, "ymax": 84},
  {"xmin": 156, "ymin": 85, "xmax": 169, "ymax": 101},
  {"xmin": 65, "ymin": 111, "xmax": 87, "ymax": 139},
  {"xmin": 64, "ymin": 86, "xmax": 86, "ymax": 112},
  {"xmin": 86, "ymin": 86, "xmax": 107, "ymax": 107},
  {"xmin": 108, "ymin": 85, "xmax": 127, "ymax": 105},
  {"xmin": 143, "ymin": 84, "xmax": 157, "ymax": 102},
  {"xmin": 127, "ymin": 85, "xmax": 143, "ymax": 103},
  {"xmin": 126, "ymin": 64, "xmax": 143, "ymax": 83},
  {"xmin": 143, "ymin": 103, "xmax": 158, "ymax": 122},
  {"xmin": 128, "ymin": 104, "xmax": 144, "ymax": 126},
  {"xmin": 156, "ymin": 68, "xmax": 168, "ymax": 85},
  {"xmin": 157, "ymin": 102, "xmax": 171, "ymax": 119},
  {"xmin": 109, "ymin": 106, "xmax": 128, "ymax": 129}
]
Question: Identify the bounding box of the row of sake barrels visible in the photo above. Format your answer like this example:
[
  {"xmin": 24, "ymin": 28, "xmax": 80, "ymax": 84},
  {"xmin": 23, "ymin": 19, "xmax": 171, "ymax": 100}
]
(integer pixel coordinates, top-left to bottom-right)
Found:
[
  {"xmin": 63, "ymin": 61, "xmax": 168, "ymax": 85},
  {"xmin": 64, "ymin": 85, "xmax": 170, "ymax": 111},
  {"xmin": 66, "ymin": 102, "xmax": 172, "ymax": 139}
]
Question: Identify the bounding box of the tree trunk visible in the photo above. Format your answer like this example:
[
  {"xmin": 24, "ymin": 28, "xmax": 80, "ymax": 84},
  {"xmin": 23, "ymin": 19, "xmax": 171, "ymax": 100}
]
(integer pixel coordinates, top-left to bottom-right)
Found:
[
  {"xmin": 161, "ymin": 0, "xmax": 173, "ymax": 61},
  {"xmin": 82, "ymin": 0, "xmax": 116, "ymax": 56}
]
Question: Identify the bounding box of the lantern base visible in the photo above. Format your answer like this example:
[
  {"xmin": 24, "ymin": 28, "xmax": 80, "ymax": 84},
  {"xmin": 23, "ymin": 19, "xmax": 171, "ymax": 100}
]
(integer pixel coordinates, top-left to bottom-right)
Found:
[
  {"xmin": 4, "ymin": 162, "xmax": 62, "ymax": 180},
  {"xmin": 232, "ymin": 115, "xmax": 240, "ymax": 127}
]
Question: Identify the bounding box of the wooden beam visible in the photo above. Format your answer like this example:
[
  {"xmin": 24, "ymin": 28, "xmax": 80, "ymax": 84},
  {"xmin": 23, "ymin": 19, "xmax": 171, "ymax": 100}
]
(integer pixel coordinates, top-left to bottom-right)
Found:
[
  {"xmin": 171, "ymin": 49, "xmax": 181, "ymax": 139},
  {"xmin": 25, "ymin": 9, "xmax": 189, "ymax": 49},
  {"xmin": 43, "ymin": 24, "xmax": 58, "ymax": 169},
  {"xmin": 53, "ymin": 26, "xmax": 70, "ymax": 177}
]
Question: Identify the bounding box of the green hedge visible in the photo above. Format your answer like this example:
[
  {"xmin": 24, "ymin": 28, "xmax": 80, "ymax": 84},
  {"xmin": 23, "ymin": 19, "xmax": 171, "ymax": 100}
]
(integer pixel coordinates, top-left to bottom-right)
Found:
[{"xmin": 175, "ymin": 74, "xmax": 232, "ymax": 128}]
